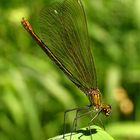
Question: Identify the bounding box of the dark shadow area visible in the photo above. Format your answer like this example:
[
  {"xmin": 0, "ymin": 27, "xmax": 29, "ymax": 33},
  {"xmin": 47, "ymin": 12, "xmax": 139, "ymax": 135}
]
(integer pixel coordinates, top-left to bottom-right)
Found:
[
  {"xmin": 59, "ymin": 128, "xmax": 97, "ymax": 140},
  {"xmin": 76, "ymin": 128, "xmax": 97, "ymax": 136},
  {"xmin": 76, "ymin": 128, "xmax": 97, "ymax": 139}
]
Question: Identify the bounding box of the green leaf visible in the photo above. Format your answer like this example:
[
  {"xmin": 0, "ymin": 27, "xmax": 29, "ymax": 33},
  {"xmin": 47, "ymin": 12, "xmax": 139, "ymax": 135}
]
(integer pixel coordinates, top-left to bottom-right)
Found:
[{"xmin": 48, "ymin": 125, "xmax": 115, "ymax": 140}]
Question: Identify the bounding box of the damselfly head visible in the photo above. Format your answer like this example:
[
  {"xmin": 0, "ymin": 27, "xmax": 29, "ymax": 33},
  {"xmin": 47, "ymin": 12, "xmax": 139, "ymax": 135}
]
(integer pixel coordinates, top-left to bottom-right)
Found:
[{"xmin": 101, "ymin": 104, "xmax": 111, "ymax": 116}]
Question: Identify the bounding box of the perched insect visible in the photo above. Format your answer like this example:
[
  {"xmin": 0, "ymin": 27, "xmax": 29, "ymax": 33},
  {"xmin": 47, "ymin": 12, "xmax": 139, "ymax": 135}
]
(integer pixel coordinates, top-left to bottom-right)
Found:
[{"xmin": 21, "ymin": 0, "xmax": 111, "ymax": 139}]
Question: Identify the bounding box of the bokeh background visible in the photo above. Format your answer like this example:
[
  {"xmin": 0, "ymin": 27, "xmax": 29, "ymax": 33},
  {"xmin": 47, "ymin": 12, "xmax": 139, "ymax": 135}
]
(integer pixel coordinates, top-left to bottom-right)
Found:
[{"xmin": 1, "ymin": 0, "xmax": 140, "ymax": 140}]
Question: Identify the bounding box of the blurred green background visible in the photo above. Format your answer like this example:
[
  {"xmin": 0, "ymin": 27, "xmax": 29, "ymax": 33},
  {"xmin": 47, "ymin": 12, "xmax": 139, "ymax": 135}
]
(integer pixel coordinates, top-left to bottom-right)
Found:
[{"xmin": 1, "ymin": 0, "xmax": 140, "ymax": 140}]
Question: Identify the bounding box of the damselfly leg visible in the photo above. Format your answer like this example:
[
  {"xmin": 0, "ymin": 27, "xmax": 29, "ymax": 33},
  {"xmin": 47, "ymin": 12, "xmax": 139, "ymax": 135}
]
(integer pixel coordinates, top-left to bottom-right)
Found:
[{"xmin": 63, "ymin": 105, "xmax": 102, "ymax": 140}]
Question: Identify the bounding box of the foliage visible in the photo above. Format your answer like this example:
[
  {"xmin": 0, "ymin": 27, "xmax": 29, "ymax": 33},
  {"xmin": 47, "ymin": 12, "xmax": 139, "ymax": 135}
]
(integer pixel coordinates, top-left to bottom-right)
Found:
[{"xmin": 49, "ymin": 125, "xmax": 115, "ymax": 140}]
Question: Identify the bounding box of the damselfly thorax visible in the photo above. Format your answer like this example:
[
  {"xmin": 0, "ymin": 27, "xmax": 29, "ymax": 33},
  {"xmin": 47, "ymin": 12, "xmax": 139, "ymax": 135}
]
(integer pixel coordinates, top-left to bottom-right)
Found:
[{"xmin": 88, "ymin": 88, "xmax": 111, "ymax": 116}]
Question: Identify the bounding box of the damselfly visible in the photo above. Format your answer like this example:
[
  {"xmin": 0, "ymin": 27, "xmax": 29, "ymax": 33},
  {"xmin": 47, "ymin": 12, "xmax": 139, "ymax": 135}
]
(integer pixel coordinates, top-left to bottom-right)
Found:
[{"xmin": 21, "ymin": 0, "xmax": 111, "ymax": 139}]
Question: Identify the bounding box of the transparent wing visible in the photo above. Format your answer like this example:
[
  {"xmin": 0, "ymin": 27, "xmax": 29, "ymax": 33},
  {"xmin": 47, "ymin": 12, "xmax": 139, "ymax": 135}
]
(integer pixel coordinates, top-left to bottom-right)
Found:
[{"xmin": 39, "ymin": 0, "xmax": 97, "ymax": 93}]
